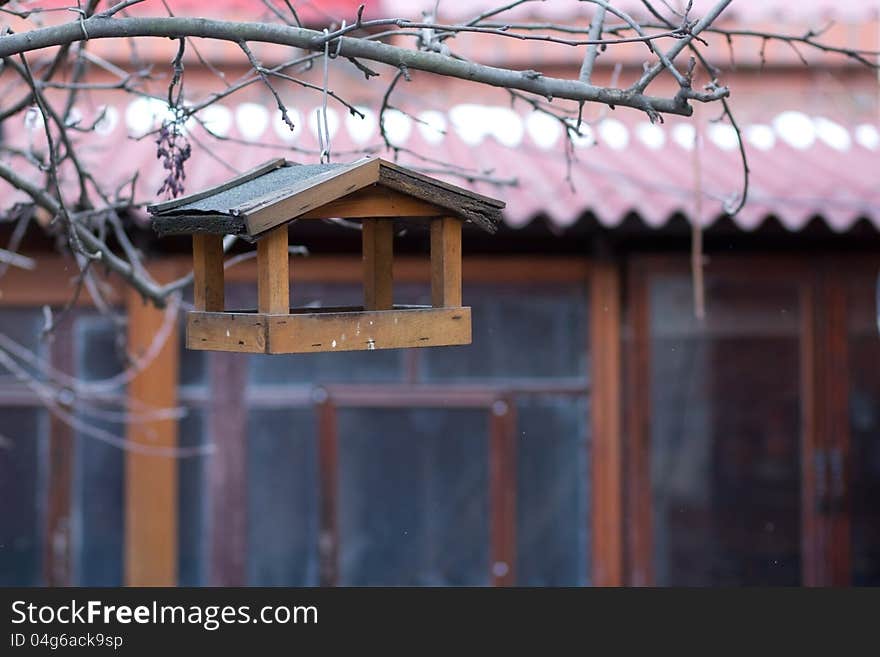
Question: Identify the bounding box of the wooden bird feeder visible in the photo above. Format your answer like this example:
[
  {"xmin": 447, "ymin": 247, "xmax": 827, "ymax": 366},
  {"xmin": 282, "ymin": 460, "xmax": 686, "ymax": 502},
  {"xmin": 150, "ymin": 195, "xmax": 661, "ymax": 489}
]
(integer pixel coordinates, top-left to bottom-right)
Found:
[{"xmin": 148, "ymin": 156, "xmax": 504, "ymax": 354}]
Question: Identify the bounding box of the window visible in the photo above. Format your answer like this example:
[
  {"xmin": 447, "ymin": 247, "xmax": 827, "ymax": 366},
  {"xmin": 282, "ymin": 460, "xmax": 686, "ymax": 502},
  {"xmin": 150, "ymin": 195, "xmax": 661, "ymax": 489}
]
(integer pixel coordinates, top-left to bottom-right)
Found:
[
  {"xmin": 0, "ymin": 309, "xmax": 48, "ymax": 586},
  {"xmin": 0, "ymin": 309, "xmax": 127, "ymax": 586},
  {"xmin": 179, "ymin": 276, "xmax": 590, "ymax": 586},
  {"xmin": 247, "ymin": 408, "xmax": 318, "ymax": 585},
  {"xmin": 848, "ymin": 276, "xmax": 880, "ymax": 585},
  {"xmin": 0, "ymin": 408, "xmax": 47, "ymax": 585},
  {"xmin": 648, "ymin": 274, "xmax": 802, "ymax": 585},
  {"xmin": 337, "ymin": 408, "xmax": 490, "ymax": 586},
  {"xmin": 72, "ymin": 315, "xmax": 127, "ymax": 586}
]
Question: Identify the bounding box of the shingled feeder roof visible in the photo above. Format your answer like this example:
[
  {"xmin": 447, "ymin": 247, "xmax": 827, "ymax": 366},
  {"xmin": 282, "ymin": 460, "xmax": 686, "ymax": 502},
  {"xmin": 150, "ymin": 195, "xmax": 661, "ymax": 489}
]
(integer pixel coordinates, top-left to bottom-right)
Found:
[{"xmin": 148, "ymin": 156, "xmax": 505, "ymax": 239}]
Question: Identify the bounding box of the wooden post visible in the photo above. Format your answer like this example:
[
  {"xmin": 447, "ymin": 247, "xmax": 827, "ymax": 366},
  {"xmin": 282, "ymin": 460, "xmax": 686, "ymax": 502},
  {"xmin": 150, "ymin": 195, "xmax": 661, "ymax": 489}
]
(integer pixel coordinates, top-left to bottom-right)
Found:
[
  {"xmin": 589, "ymin": 260, "xmax": 624, "ymax": 586},
  {"xmin": 430, "ymin": 217, "xmax": 462, "ymax": 308},
  {"xmin": 125, "ymin": 288, "xmax": 179, "ymax": 586},
  {"xmin": 257, "ymin": 225, "xmax": 290, "ymax": 314},
  {"xmin": 362, "ymin": 218, "xmax": 394, "ymax": 311},
  {"xmin": 317, "ymin": 393, "xmax": 339, "ymax": 586},
  {"xmin": 192, "ymin": 234, "xmax": 225, "ymax": 311}
]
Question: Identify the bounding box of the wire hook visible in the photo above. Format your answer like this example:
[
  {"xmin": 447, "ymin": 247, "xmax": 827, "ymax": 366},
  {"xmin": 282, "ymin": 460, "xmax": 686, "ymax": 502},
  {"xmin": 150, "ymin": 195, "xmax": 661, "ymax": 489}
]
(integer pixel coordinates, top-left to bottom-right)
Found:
[{"xmin": 318, "ymin": 28, "xmax": 332, "ymax": 163}]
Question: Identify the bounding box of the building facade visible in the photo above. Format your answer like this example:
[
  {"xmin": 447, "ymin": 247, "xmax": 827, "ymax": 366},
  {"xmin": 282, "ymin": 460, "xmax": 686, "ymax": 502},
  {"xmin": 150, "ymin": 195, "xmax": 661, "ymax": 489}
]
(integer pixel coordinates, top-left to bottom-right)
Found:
[{"xmin": 0, "ymin": 0, "xmax": 878, "ymax": 586}]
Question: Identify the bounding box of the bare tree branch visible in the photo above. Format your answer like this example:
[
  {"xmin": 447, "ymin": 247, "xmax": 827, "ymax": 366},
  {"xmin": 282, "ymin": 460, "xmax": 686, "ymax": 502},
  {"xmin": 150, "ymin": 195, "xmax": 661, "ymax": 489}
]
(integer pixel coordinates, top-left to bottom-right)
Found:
[
  {"xmin": 0, "ymin": 15, "xmax": 726, "ymax": 116},
  {"xmin": 579, "ymin": 6, "xmax": 607, "ymax": 84}
]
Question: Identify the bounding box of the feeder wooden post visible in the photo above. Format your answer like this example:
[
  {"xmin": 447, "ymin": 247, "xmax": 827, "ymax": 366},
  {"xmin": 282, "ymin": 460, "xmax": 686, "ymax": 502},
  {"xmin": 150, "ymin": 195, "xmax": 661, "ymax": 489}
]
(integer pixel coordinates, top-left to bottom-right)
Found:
[
  {"xmin": 362, "ymin": 218, "xmax": 394, "ymax": 311},
  {"xmin": 431, "ymin": 216, "xmax": 462, "ymax": 308},
  {"xmin": 192, "ymin": 234, "xmax": 225, "ymax": 311},
  {"xmin": 257, "ymin": 225, "xmax": 290, "ymax": 314}
]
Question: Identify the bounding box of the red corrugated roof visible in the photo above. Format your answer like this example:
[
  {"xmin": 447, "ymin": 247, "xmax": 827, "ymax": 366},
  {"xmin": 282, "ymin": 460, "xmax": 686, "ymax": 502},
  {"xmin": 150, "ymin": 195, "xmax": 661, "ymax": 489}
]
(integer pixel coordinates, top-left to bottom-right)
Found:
[
  {"xmin": 386, "ymin": 0, "xmax": 880, "ymax": 23},
  {"xmin": 23, "ymin": 0, "xmax": 880, "ymax": 22},
  {"xmin": 29, "ymin": 0, "xmax": 375, "ymax": 23},
  {"xmin": 3, "ymin": 96, "xmax": 879, "ymax": 233}
]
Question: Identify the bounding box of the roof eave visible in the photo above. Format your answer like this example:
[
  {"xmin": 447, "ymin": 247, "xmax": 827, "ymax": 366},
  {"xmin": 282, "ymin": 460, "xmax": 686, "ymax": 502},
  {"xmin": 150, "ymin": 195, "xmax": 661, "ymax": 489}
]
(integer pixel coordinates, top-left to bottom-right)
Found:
[{"xmin": 149, "ymin": 155, "xmax": 506, "ymax": 237}]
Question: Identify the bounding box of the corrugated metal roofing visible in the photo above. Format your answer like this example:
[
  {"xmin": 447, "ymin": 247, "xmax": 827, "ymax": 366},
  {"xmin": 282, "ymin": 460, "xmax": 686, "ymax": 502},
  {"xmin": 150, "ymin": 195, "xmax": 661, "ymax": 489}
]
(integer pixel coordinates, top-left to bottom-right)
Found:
[
  {"xmin": 2, "ymin": 96, "xmax": 879, "ymax": 234},
  {"xmin": 385, "ymin": 0, "xmax": 880, "ymax": 23},
  {"xmin": 30, "ymin": 0, "xmax": 880, "ymax": 23}
]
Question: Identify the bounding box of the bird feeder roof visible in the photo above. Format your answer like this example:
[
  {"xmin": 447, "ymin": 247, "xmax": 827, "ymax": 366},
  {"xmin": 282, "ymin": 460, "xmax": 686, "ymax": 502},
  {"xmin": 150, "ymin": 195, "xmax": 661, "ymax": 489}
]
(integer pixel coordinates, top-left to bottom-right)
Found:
[{"xmin": 148, "ymin": 156, "xmax": 505, "ymax": 239}]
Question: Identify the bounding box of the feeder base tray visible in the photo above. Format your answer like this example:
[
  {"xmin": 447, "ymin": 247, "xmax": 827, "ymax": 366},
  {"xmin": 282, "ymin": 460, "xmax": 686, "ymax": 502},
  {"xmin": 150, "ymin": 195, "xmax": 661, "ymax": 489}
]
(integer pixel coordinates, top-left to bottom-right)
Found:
[{"xmin": 186, "ymin": 305, "xmax": 471, "ymax": 354}]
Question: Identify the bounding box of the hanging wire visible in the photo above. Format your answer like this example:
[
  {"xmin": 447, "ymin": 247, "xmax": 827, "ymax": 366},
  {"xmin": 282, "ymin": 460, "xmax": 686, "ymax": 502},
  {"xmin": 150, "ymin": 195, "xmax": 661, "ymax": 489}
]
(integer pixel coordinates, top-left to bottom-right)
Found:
[{"xmin": 317, "ymin": 21, "xmax": 344, "ymax": 164}]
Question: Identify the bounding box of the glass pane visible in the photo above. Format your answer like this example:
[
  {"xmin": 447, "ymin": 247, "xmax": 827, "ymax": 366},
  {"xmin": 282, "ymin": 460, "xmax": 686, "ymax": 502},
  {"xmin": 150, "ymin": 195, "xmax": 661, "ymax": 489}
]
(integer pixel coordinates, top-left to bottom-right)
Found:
[
  {"xmin": 0, "ymin": 309, "xmax": 47, "ymax": 585},
  {"xmin": 178, "ymin": 410, "xmax": 207, "ymax": 586},
  {"xmin": 247, "ymin": 409, "xmax": 319, "ymax": 585},
  {"xmin": 848, "ymin": 278, "xmax": 880, "ymax": 585},
  {"xmin": 650, "ymin": 274, "xmax": 802, "ymax": 585},
  {"xmin": 422, "ymin": 284, "xmax": 588, "ymax": 381},
  {"xmin": 337, "ymin": 408, "xmax": 489, "ymax": 585},
  {"xmin": 73, "ymin": 315, "xmax": 126, "ymax": 585},
  {"xmin": 0, "ymin": 309, "xmax": 46, "ymax": 365},
  {"xmin": 224, "ymin": 283, "xmax": 406, "ymax": 384},
  {"xmin": 178, "ymin": 279, "xmax": 207, "ymax": 386},
  {"xmin": 179, "ymin": 325, "xmax": 207, "ymax": 387},
  {"xmin": 516, "ymin": 397, "xmax": 589, "ymax": 586},
  {"xmin": 0, "ymin": 408, "xmax": 47, "ymax": 585}
]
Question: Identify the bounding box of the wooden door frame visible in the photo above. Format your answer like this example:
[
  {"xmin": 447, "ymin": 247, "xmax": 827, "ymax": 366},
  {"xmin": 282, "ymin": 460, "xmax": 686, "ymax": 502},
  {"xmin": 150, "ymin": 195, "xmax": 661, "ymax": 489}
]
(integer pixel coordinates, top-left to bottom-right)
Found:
[
  {"xmin": 622, "ymin": 252, "xmax": 876, "ymax": 586},
  {"xmin": 800, "ymin": 258, "xmax": 879, "ymax": 585}
]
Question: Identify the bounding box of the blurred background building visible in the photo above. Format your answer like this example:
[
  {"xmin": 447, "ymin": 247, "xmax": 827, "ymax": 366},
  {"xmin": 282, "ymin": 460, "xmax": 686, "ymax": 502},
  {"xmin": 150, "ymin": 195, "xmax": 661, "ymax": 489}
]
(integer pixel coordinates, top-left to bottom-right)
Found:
[{"xmin": 0, "ymin": 0, "xmax": 878, "ymax": 586}]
